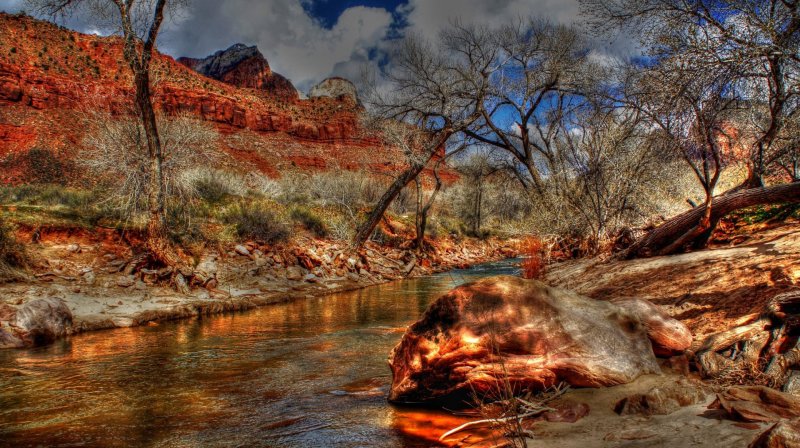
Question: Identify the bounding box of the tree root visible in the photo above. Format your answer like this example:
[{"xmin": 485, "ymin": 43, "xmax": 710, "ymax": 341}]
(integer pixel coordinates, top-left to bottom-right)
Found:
[{"xmin": 694, "ymin": 290, "xmax": 800, "ymax": 390}]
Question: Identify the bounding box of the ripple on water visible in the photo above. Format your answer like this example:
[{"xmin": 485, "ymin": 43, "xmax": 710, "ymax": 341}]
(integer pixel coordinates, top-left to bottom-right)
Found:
[{"xmin": 0, "ymin": 260, "xmax": 520, "ymax": 447}]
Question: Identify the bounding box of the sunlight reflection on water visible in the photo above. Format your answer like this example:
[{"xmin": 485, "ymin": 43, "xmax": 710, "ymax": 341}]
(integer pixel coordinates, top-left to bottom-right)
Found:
[{"xmin": 0, "ymin": 259, "xmax": 520, "ymax": 447}]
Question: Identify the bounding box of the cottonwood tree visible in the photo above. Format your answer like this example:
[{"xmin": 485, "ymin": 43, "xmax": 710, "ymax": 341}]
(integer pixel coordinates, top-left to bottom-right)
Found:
[
  {"xmin": 462, "ymin": 18, "xmax": 597, "ymax": 195},
  {"xmin": 453, "ymin": 149, "xmax": 502, "ymax": 236},
  {"xmin": 583, "ymin": 0, "xmax": 800, "ymax": 188},
  {"xmin": 584, "ymin": 0, "xmax": 800, "ymax": 257},
  {"xmin": 28, "ymin": 0, "xmax": 192, "ymax": 285},
  {"xmin": 82, "ymin": 113, "xmax": 217, "ymax": 220},
  {"xmin": 353, "ymin": 25, "xmax": 497, "ymax": 248},
  {"xmin": 550, "ymin": 107, "xmax": 672, "ymax": 252},
  {"xmin": 617, "ymin": 59, "xmax": 742, "ymax": 255}
]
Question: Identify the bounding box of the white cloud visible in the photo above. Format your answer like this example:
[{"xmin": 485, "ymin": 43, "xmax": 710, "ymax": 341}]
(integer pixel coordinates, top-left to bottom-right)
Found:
[
  {"xmin": 2, "ymin": 0, "xmax": 642, "ymax": 92},
  {"xmin": 399, "ymin": 0, "xmax": 582, "ymax": 42},
  {"xmin": 160, "ymin": 1, "xmax": 392, "ymax": 93}
]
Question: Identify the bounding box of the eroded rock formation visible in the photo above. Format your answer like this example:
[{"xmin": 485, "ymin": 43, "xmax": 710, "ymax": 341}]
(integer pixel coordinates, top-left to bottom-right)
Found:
[
  {"xmin": 388, "ymin": 276, "xmax": 688, "ymax": 405},
  {"xmin": 308, "ymin": 77, "xmax": 359, "ymax": 102}
]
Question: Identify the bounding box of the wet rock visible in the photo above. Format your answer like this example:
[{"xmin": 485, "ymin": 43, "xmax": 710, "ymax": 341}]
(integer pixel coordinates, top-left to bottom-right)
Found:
[
  {"xmin": 388, "ymin": 276, "xmax": 663, "ymax": 404},
  {"xmin": 748, "ymin": 418, "xmax": 800, "ymax": 448},
  {"xmin": 0, "ymin": 298, "xmax": 73, "ymax": 348},
  {"xmin": 611, "ymin": 297, "xmax": 693, "ymax": 357},
  {"xmin": 303, "ymin": 273, "xmax": 319, "ymax": 283},
  {"xmin": 286, "ymin": 266, "xmax": 304, "ymax": 281},
  {"xmin": 346, "ymin": 272, "xmax": 360, "ymax": 282}
]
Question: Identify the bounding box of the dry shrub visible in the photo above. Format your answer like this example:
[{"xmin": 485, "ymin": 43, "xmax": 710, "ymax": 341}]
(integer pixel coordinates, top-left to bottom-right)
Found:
[
  {"xmin": 81, "ymin": 113, "xmax": 218, "ymax": 220},
  {"xmin": 0, "ymin": 218, "xmax": 27, "ymax": 282},
  {"xmin": 223, "ymin": 204, "xmax": 289, "ymax": 244},
  {"xmin": 520, "ymin": 237, "xmax": 546, "ymax": 279}
]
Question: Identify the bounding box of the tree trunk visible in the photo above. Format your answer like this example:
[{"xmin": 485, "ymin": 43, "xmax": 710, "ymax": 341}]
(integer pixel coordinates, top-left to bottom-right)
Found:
[
  {"xmin": 414, "ymin": 169, "xmax": 443, "ymax": 250},
  {"xmin": 352, "ymin": 158, "xmax": 433, "ymax": 249},
  {"xmin": 621, "ymin": 182, "xmax": 800, "ymax": 259},
  {"xmin": 134, "ymin": 71, "xmax": 186, "ymax": 288},
  {"xmin": 472, "ymin": 183, "xmax": 482, "ymax": 236}
]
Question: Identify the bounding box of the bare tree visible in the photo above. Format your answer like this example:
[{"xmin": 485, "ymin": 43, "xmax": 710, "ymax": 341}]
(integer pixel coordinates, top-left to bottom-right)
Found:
[
  {"xmin": 618, "ymin": 59, "xmax": 742, "ymax": 254},
  {"xmin": 551, "ymin": 107, "xmax": 673, "ymax": 252},
  {"xmin": 453, "ymin": 149, "xmax": 503, "ymax": 236},
  {"xmin": 583, "ymin": 0, "xmax": 800, "ymax": 184},
  {"xmin": 462, "ymin": 18, "xmax": 596, "ymax": 194},
  {"xmin": 82, "ymin": 113, "xmax": 218, "ymax": 219},
  {"xmin": 353, "ymin": 26, "xmax": 497, "ymax": 248},
  {"xmin": 28, "ymin": 0, "xmax": 192, "ymax": 284},
  {"xmin": 412, "ymin": 162, "xmax": 442, "ymax": 250}
]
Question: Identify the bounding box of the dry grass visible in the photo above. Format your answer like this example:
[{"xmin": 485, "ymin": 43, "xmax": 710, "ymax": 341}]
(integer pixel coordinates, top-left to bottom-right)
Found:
[{"xmin": 0, "ymin": 217, "xmax": 28, "ymax": 282}]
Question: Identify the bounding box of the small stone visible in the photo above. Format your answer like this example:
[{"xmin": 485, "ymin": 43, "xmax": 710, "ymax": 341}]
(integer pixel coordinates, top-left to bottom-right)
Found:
[
  {"xmin": 235, "ymin": 245, "xmax": 251, "ymax": 256},
  {"xmin": 286, "ymin": 266, "xmax": 304, "ymax": 281},
  {"xmin": 116, "ymin": 276, "xmax": 135, "ymax": 288},
  {"xmin": 82, "ymin": 271, "xmax": 96, "ymax": 286},
  {"xmin": 303, "ymin": 273, "xmax": 319, "ymax": 283},
  {"xmin": 111, "ymin": 317, "xmax": 134, "ymax": 327},
  {"xmin": 346, "ymin": 272, "xmax": 360, "ymax": 282},
  {"xmin": 66, "ymin": 244, "xmax": 80, "ymax": 253}
]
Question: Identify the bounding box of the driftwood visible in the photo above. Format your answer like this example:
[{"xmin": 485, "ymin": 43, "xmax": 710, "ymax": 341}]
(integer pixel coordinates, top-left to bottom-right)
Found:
[
  {"xmin": 439, "ymin": 384, "xmax": 569, "ymax": 442},
  {"xmin": 694, "ymin": 290, "xmax": 800, "ymax": 388}
]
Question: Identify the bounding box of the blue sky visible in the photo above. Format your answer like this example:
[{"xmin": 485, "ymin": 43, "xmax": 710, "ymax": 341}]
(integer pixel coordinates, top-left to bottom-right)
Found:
[{"xmin": 0, "ymin": 0, "xmax": 590, "ymax": 92}]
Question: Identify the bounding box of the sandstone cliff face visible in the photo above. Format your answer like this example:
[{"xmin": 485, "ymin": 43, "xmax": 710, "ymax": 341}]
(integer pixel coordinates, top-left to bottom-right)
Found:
[
  {"xmin": 0, "ymin": 12, "xmax": 397, "ymax": 184},
  {"xmin": 309, "ymin": 77, "xmax": 359, "ymax": 103},
  {"xmin": 178, "ymin": 43, "xmax": 298, "ymax": 99}
]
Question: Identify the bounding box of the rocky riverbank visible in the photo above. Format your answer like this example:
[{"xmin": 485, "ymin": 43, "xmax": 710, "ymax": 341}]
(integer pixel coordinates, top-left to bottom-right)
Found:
[{"xmin": 0, "ymin": 229, "xmax": 518, "ymax": 349}]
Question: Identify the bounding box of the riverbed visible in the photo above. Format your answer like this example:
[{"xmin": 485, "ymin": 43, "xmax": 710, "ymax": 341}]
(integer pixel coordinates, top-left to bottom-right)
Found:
[{"xmin": 0, "ymin": 259, "xmax": 521, "ymax": 447}]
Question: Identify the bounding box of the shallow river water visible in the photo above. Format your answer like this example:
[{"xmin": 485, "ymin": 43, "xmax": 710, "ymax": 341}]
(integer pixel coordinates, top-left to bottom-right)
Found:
[{"xmin": 0, "ymin": 259, "xmax": 519, "ymax": 447}]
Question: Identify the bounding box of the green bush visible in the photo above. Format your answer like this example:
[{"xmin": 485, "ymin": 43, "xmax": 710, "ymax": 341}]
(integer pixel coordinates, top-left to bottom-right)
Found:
[
  {"xmin": 223, "ymin": 204, "xmax": 289, "ymax": 243},
  {"xmin": 0, "ymin": 184, "xmax": 93, "ymax": 208},
  {"xmin": 290, "ymin": 207, "xmax": 327, "ymax": 237}
]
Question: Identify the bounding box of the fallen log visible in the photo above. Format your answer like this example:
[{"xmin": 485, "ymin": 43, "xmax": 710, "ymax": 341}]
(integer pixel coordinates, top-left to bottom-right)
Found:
[{"xmin": 620, "ymin": 182, "xmax": 800, "ymax": 259}]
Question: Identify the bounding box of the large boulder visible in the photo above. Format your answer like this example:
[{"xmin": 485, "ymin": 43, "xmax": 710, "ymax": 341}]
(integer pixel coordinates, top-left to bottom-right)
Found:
[
  {"xmin": 388, "ymin": 276, "xmax": 686, "ymax": 404},
  {"xmin": 0, "ymin": 297, "xmax": 73, "ymax": 348}
]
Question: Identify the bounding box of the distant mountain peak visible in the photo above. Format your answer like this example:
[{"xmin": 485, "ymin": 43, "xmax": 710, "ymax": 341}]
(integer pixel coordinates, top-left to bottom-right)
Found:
[{"xmin": 178, "ymin": 44, "xmax": 297, "ymax": 99}]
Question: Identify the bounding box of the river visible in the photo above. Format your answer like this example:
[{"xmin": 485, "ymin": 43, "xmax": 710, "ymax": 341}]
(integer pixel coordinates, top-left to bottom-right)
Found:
[{"xmin": 0, "ymin": 259, "xmax": 520, "ymax": 447}]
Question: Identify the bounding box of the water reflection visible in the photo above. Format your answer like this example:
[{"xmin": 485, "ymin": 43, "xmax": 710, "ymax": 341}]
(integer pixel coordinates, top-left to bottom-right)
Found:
[{"xmin": 0, "ymin": 259, "xmax": 519, "ymax": 447}]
